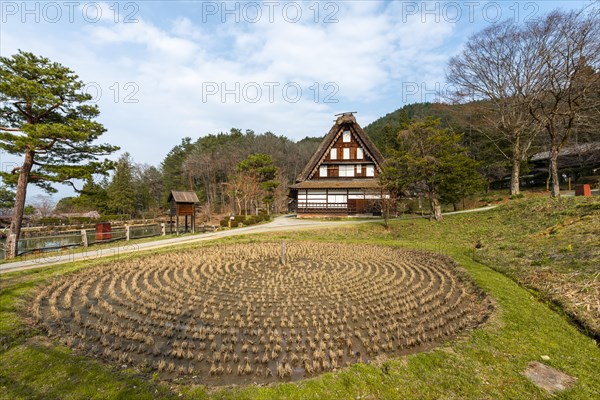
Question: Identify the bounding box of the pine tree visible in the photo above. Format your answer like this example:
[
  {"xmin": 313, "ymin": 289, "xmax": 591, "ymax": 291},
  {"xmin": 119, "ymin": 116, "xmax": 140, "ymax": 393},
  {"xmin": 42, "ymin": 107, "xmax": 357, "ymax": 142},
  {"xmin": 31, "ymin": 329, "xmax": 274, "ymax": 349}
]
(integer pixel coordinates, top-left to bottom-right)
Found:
[
  {"xmin": 107, "ymin": 153, "xmax": 136, "ymax": 216},
  {"xmin": 74, "ymin": 177, "xmax": 110, "ymax": 213},
  {"xmin": 0, "ymin": 186, "xmax": 15, "ymax": 209},
  {"xmin": 161, "ymin": 137, "xmax": 195, "ymax": 204},
  {"xmin": 0, "ymin": 51, "xmax": 118, "ymax": 258}
]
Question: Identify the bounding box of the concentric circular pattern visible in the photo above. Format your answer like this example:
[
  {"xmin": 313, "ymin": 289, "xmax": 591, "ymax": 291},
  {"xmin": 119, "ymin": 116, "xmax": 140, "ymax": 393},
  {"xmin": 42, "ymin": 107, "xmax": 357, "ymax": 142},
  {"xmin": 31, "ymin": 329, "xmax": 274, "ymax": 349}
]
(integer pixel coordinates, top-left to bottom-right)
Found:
[{"xmin": 32, "ymin": 242, "xmax": 490, "ymax": 385}]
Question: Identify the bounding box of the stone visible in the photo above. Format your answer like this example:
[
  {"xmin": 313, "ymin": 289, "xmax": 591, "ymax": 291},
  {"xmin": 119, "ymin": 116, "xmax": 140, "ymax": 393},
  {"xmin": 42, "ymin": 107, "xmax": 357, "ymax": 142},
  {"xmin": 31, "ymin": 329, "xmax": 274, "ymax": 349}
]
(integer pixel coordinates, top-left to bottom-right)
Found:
[{"xmin": 523, "ymin": 361, "xmax": 576, "ymax": 393}]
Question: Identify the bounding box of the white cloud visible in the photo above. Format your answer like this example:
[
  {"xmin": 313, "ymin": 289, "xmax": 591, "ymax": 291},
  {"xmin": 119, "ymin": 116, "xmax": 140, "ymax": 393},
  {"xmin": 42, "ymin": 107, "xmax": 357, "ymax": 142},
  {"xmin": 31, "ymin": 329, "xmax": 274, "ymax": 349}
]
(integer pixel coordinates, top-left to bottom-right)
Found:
[
  {"xmin": 2, "ymin": 0, "xmax": 588, "ymax": 198},
  {"xmin": 0, "ymin": 0, "xmax": 463, "ymax": 187}
]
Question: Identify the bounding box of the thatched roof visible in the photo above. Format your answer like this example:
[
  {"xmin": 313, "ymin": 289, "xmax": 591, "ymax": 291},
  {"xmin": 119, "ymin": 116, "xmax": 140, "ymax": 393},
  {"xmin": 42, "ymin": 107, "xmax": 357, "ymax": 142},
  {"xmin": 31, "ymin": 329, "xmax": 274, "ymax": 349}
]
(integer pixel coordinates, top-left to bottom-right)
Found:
[
  {"xmin": 531, "ymin": 142, "xmax": 600, "ymax": 163},
  {"xmin": 295, "ymin": 113, "xmax": 385, "ymax": 182},
  {"xmin": 168, "ymin": 190, "xmax": 200, "ymax": 203},
  {"xmin": 289, "ymin": 179, "xmax": 381, "ymax": 190}
]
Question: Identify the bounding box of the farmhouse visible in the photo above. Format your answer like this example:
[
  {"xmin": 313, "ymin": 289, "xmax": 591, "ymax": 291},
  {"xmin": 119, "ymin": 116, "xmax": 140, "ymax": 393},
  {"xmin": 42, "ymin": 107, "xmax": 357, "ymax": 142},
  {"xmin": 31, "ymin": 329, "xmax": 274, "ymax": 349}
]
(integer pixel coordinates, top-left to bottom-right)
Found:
[
  {"xmin": 530, "ymin": 142, "xmax": 600, "ymax": 183},
  {"xmin": 289, "ymin": 112, "xmax": 386, "ymax": 217}
]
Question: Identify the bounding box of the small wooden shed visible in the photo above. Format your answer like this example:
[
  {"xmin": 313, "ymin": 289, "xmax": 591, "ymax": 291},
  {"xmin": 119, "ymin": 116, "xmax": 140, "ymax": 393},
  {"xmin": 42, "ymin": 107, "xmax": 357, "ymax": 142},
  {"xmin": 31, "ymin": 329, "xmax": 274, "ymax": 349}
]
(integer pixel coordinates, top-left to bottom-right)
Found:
[{"xmin": 168, "ymin": 190, "xmax": 200, "ymax": 234}]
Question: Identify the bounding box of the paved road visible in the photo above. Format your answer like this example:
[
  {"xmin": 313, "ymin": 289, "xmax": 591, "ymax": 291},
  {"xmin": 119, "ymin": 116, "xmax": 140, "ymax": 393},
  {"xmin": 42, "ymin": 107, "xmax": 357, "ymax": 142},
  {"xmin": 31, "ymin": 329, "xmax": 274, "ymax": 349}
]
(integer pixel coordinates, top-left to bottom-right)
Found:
[{"xmin": 0, "ymin": 206, "xmax": 497, "ymax": 274}]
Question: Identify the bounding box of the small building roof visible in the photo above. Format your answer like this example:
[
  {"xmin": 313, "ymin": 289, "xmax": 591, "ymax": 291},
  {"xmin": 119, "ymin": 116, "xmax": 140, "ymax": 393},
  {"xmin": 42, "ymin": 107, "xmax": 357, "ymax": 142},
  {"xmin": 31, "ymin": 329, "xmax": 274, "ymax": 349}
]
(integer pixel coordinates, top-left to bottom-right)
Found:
[
  {"xmin": 168, "ymin": 190, "xmax": 200, "ymax": 203},
  {"xmin": 289, "ymin": 179, "xmax": 381, "ymax": 190}
]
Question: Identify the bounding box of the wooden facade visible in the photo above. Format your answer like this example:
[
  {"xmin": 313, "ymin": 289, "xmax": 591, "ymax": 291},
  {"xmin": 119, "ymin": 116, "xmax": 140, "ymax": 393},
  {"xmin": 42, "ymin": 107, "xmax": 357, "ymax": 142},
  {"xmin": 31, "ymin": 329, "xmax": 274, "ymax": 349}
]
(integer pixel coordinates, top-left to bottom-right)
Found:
[{"xmin": 289, "ymin": 113, "xmax": 386, "ymax": 217}]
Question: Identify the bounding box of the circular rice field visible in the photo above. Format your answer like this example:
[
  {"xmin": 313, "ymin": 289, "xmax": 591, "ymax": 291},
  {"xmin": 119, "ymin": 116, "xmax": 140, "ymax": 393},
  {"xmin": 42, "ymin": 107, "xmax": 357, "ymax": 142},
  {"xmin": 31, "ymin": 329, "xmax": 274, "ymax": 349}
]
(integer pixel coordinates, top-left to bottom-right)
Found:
[{"xmin": 32, "ymin": 242, "xmax": 491, "ymax": 385}]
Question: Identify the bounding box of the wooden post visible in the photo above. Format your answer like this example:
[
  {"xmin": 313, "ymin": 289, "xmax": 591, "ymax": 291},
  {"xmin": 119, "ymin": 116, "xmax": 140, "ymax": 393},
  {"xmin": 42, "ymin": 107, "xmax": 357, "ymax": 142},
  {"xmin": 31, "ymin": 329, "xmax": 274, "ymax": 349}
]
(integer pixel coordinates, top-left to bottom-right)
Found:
[
  {"xmin": 5, "ymin": 234, "xmax": 17, "ymax": 259},
  {"xmin": 81, "ymin": 229, "xmax": 88, "ymax": 247},
  {"xmin": 176, "ymin": 215, "xmax": 179, "ymax": 235},
  {"xmin": 192, "ymin": 207, "xmax": 196, "ymax": 234},
  {"xmin": 568, "ymin": 176, "xmax": 572, "ymax": 191},
  {"xmin": 169, "ymin": 214, "xmax": 173, "ymax": 234},
  {"xmin": 161, "ymin": 223, "xmax": 166, "ymax": 236},
  {"xmin": 185, "ymin": 215, "xmax": 188, "ymax": 233},
  {"xmin": 125, "ymin": 225, "xmax": 130, "ymax": 241},
  {"xmin": 280, "ymin": 240, "xmax": 286, "ymax": 265}
]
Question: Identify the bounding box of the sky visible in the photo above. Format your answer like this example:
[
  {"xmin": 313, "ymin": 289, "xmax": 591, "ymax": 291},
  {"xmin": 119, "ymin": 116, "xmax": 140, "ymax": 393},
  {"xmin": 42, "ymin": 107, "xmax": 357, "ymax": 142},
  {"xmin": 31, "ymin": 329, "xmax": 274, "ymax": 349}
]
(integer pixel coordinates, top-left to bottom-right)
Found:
[{"xmin": 0, "ymin": 0, "xmax": 594, "ymax": 200}]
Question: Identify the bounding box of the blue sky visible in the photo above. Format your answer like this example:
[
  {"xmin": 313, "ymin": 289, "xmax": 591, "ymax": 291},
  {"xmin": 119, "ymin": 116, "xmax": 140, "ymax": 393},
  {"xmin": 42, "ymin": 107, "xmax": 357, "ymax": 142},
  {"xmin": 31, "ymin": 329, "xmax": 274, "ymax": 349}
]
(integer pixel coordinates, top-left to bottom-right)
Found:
[{"xmin": 0, "ymin": 0, "xmax": 593, "ymax": 200}]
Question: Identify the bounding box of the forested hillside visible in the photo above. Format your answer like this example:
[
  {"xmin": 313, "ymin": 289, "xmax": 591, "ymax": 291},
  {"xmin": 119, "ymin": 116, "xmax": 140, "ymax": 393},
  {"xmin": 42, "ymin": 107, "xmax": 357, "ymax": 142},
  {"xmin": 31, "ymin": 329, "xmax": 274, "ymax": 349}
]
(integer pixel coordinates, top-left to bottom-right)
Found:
[
  {"xmin": 364, "ymin": 102, "xmax": 600, "ymax": 186},
  {"xmin": 55, "ymin": 130, "xmax": 321, "ymax": 219},
  {"xmin": 52, "ymin": 100, "xmax": 600, "ymax": 222}
]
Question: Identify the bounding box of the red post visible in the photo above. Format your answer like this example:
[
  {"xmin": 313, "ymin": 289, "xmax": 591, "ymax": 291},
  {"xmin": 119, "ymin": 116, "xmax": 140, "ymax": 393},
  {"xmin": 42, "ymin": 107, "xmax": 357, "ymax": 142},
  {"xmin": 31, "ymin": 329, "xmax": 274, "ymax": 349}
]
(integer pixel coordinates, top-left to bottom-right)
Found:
[{"xmin": 575, "ymin": 184, "xmax": 591, "ymax": 197}]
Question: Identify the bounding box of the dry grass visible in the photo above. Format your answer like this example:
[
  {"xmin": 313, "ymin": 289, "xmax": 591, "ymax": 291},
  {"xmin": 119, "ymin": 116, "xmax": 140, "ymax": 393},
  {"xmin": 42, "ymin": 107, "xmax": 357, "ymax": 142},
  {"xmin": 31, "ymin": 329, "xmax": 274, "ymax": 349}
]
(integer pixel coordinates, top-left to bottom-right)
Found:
[{"xmin": 31, "ymin": 242, "xmax": 490, "ymax": 385}]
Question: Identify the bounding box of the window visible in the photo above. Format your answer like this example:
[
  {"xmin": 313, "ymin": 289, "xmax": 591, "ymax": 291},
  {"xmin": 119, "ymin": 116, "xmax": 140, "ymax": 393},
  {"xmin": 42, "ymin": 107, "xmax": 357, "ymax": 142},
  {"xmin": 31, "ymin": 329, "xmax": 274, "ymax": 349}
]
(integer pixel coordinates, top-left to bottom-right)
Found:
[
  {"xmin": 356, "ymin": 147, "xmax": 364, "ymax": 159},
  {"xmin": 330, "ymin": 148, "xmax": 337, "ymax": 160},
  {"xmin": 343, "ymin": 148, "xmax": 350, "ymax": 160},
  {"xmin": 327, "ymin": 194, "xmax": 347, "ymax": 206},
  {"xmin": 319, "ymin": 165, "xmax": 327, "ymax": 177},
  {"xmin": 356, "ymin": 164, "xmax": 362, "ymax": 174},
  {"xmin": 366, "ymin": 165, "xmax": 375, "ymax": 177},
  {"xmin": 339, "ymin": 165, "xmax": 354, "ymax": 177},
  {"xmin": 342, "ymin": 130, "xmax": 351, "ymax": 142}
]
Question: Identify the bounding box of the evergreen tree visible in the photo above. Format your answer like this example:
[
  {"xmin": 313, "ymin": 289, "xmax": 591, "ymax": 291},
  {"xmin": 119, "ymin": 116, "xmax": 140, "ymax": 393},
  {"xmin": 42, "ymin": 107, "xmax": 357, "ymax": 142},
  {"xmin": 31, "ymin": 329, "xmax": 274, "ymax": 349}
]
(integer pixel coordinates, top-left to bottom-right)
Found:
[
  {"xmin": 74, "ymin": 177, "xmax": 110, "ymax": 213},
  {"xmin": 134, "ymin": 164, "xmax": 163, "ymax": 214},
  {"xmin": 107, "ymin": 153, "xmax": 135, "ymax": 216},
  {"xmin": 381, "ymin": 119, "xmax": 484, "ymax": 221},
  {"xmin": 0, "ymin": 186, "xmax": 15, "ymax": 209},
  {"xmin": 0, "ymin": 51, "xmax": 118, "ymax": 258},
  {"xmin": 161, "ymin": 137, "xmax": 195, "ymax": 202},
  {"xmin": 237, "ymin": 153, "xmax": 279, "ymax": 215}
]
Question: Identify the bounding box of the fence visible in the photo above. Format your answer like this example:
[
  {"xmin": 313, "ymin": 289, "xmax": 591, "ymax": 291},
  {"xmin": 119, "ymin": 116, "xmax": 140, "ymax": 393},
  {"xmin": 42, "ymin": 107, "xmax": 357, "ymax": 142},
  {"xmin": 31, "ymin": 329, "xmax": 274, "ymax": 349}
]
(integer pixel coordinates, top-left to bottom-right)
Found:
[
  {"xmin": 0, "ymin": 222, "xmax": 219, "ymax": 261},
  {"xmin": 0, "ymin": 224, "xmax": 164, "ymax": 260}
]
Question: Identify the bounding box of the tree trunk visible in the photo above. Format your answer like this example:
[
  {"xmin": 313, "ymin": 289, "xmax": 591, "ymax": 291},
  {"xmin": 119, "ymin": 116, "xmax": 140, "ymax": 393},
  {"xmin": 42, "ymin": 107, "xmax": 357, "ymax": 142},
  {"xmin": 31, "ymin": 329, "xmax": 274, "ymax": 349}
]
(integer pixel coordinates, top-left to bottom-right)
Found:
[
  {"xmin": 510, "ymin": 154, "xmax": 521, "ymax": 196},
  {"xmin": 430, "ymin": 193, "xmax": 443, "ymax": 221},
  {"xmin": 549, "ymin": 147, "xmax": 561, "ymax": 197},
  {"xmin": 382, "ymin": 197, "xmax": 390, "ymax": 229},
  {"xmin": 7, "ymin": 149, "xmax": 35, "ymax": 259}
]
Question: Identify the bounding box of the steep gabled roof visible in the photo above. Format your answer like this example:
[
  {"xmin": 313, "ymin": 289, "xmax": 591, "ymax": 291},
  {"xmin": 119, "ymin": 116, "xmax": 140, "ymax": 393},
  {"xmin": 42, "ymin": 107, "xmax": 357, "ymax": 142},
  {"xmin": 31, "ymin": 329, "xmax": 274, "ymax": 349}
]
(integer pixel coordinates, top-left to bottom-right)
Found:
[
  {"xmin": 168, "ymin": 190, "xmax": 200, "ymax": 203},
  {"xmin": 295, "ymin": 113, "xmax": 385, "ymax": 182}
]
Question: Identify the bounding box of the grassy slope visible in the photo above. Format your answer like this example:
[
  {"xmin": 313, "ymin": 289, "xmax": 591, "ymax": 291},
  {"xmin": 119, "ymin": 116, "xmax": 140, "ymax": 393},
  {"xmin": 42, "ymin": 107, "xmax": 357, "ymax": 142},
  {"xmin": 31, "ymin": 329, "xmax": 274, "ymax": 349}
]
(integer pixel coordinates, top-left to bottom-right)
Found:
[
  {"xmin": 1, "ymin": 197, "xmax": 599, "ymax": 399},
  {"xmin": 276, "ymin": 196, "xmax": 600, "ymax": 337}
]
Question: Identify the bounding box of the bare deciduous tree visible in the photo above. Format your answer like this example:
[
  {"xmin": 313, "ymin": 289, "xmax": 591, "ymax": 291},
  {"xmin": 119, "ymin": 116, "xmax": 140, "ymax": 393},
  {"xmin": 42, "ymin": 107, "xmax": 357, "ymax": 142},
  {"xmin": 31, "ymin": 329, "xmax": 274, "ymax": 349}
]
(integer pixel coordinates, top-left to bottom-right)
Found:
[
  {"xmin": 446, "ymin": 20, "xmax": 543, "ymax": 196},
  {"xmin": 30, "ymin": 195, "xmax": 55, "ymax": 218},
  {"xmin": 526, "ymin": 9, "xmax": 600, "ymax": 197}
]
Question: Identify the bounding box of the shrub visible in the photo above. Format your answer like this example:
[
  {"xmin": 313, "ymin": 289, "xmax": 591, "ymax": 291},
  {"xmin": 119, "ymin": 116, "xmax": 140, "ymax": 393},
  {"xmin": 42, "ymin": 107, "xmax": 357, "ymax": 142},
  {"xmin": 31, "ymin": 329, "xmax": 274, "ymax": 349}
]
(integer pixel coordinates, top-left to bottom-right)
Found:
[
  {"xmin": 37, "ymin": 217, "xmax": 65, "ymax": 225},
  {"xmin": 98, "ymin": 214, "xmax": 130, "ymax": 222}
]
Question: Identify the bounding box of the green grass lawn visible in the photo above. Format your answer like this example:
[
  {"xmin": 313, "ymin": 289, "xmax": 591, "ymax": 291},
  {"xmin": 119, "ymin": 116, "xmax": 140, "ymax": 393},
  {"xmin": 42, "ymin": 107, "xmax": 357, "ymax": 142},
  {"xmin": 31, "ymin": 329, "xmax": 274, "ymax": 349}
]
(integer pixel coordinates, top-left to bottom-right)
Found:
[
  {"xmin": 1, "ymin": 197, "xmax": 599, "ymax": 399},
  {"xmin": 278, "ymin": 196, "xmax": 600, "ymax": 338}
]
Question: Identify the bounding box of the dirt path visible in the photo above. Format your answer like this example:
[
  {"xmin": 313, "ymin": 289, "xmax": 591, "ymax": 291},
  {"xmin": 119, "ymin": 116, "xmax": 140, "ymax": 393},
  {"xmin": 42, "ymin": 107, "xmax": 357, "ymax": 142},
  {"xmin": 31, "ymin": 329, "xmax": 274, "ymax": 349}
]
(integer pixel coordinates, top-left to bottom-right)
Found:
[{"xmin": 0, "ymin": 206, "xmax": 497, "ymax": 274}]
